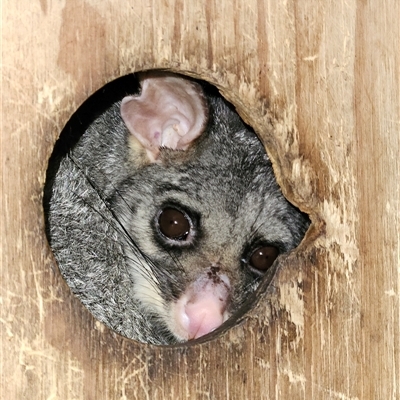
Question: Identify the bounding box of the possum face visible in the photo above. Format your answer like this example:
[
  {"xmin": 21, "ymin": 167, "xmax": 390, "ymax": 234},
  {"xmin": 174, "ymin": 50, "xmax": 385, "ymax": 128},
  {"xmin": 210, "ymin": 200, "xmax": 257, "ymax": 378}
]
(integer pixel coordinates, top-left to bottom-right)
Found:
[
  {"xmin": 115, "ymin": 168, "xmax": 299, "ymax": 342},
  {"xmin": 114, "ymin": 72, "xmax": 309, "ymax": 342}
]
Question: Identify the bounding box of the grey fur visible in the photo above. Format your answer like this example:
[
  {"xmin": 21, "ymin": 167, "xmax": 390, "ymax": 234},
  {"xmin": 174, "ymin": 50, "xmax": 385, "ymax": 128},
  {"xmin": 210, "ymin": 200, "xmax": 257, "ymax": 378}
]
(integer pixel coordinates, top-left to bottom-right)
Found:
[{"xmin": 45, "ymin": 75, "xmax": 309, "ymax": 345}]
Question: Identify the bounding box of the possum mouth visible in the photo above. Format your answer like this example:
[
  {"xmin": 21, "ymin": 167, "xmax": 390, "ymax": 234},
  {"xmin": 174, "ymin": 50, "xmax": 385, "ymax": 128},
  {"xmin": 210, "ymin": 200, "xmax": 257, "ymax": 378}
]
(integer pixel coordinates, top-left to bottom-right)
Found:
[{"xmin": 168, "ymin": 272, "xmax": 231, "ymax": 341}]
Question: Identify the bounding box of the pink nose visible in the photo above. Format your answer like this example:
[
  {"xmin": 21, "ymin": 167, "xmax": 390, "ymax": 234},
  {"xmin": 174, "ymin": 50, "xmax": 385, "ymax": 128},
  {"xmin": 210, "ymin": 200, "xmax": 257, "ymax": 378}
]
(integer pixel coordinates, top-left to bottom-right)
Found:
[
  {"xmin": 172, "ymin": 273, "xmax": 231, "ymax": 340},
  {"xmin": 185, "ymin": 296, "xmax": 226, "ymax": 339}
]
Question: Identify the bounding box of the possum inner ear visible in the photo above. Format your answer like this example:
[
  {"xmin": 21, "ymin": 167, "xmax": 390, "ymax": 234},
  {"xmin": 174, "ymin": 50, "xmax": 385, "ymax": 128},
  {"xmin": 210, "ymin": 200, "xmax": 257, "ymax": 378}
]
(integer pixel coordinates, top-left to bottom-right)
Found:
[{"xmin": 121, "ymin": 72, "xmax": 208, "ymax": 162}]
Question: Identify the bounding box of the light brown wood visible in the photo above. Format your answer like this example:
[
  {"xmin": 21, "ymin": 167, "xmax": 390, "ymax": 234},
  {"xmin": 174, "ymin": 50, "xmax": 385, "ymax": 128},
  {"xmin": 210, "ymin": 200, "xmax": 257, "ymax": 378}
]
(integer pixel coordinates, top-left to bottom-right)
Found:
[{"xmin": 1, "ymin": 0, "xmax": 399, "ymax": 398}]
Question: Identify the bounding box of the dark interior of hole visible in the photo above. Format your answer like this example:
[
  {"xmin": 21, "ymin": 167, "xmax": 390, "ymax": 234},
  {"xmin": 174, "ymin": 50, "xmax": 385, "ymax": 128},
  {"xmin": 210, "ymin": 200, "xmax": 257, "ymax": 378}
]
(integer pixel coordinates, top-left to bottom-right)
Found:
[
  {"xmin": 44, "ymin": 74, "xmax": 139, "ymax": 185},
  {"xmin": 43, "ymin": 71, "xmax": 310, "ymax": 346}
]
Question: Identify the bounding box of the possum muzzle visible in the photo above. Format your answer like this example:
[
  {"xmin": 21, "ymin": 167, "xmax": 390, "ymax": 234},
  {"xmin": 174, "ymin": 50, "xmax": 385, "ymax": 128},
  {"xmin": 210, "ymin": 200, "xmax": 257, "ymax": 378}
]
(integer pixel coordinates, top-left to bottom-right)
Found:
[{"xmin": 169, "ymin": 267, "xmax": 231, "ymax": 340}]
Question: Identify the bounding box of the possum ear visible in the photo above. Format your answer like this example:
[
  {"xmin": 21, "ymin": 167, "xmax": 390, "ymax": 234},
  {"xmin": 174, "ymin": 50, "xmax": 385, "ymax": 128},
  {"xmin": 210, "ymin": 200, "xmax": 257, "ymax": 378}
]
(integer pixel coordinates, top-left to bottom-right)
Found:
[{"xmin": 121, "ymin": 72, "xmax": 208, "ymax": 162}]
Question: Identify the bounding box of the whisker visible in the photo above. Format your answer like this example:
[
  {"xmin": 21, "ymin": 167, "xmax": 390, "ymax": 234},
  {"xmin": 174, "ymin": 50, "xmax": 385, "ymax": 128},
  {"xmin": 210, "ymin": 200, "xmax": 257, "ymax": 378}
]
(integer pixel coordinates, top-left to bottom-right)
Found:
[
  {"xmin": 67, "ymin": 154, "xmax": 164, "ymax": 288},
  {"xmin": 110, "ymin": 184, "xmax": 186, "ymax": 276}
]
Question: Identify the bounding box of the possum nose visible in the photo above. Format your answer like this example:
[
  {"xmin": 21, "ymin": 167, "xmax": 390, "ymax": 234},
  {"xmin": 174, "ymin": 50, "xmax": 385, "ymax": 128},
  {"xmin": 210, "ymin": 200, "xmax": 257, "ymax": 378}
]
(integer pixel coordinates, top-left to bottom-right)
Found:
[
  {"xmin": 185, "ymin": 296, "xmax": 225, "ymax": 339},
  {"xmin": 173, "ymin": 274, "xmax": 231, "ymax": 340}
]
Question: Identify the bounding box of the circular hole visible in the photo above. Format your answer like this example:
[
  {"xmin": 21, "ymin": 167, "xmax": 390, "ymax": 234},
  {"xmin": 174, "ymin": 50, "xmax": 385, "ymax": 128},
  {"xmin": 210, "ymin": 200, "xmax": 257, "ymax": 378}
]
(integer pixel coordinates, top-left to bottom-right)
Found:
[{"xmin": 43, "ymin": 70, "xmax": 310, "ymax": 345}]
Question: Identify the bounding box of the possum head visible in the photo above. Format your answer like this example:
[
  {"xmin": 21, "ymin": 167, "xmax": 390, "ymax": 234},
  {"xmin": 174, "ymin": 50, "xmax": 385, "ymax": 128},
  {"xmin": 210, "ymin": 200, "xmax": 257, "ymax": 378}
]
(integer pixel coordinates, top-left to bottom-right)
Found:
[{"xmin": 116, "ymin": 72, "xmax": 308, "ymax": 342}]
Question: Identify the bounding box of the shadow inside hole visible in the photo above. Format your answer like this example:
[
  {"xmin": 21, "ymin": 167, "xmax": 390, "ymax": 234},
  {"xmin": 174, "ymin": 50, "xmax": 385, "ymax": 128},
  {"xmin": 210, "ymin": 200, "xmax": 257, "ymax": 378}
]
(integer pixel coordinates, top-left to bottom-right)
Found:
[
  {"xmin": 44, "ymin": 73, "xmax": 140, "ymax": 183},
  {"xmin": 43, "ymin": 70, "xmax": 310, "ymax": 346}
]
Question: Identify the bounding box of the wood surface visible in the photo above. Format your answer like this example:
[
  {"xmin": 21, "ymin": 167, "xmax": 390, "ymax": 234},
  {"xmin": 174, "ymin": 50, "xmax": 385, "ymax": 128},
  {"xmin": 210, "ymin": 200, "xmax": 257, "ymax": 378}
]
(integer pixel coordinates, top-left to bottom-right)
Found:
[{"xmin": 1, "ymin": 0, "xmax": 399, "ymax": 398}]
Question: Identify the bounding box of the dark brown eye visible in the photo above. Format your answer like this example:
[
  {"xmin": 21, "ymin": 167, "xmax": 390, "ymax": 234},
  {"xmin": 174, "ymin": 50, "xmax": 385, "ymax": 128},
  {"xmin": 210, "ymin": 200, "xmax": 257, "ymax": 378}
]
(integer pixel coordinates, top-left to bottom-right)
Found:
[
  {"xmin": 158, "ymin": 208, "xmax": 190, "ymax": 240},
  {"xmin": 249, "ymin": 246, "xmax": 279, "ymax": 272}
]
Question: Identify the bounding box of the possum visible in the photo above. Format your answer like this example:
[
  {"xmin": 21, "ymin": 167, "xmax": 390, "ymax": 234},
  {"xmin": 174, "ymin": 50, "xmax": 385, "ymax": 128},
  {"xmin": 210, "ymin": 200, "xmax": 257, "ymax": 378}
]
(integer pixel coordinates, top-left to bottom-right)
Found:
[{"xmin": 44, "ymin": 71, "xmax": 309, "ymax": 345}]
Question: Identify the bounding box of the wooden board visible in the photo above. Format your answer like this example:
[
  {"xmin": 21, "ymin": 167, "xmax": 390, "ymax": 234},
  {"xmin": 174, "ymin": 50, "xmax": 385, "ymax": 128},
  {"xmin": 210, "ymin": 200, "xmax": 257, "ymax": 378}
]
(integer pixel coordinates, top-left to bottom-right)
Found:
[{"xmin": 1, "ymin": 0, "xmax": 399, "ymax": 398}]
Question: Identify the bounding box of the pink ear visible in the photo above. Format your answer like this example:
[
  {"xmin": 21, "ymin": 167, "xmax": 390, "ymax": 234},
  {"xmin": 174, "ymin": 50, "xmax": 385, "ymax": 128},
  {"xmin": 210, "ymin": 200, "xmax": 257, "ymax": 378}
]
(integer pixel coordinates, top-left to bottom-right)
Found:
[{"xmin": 121, "ymin": 72, "xmax": 208, "ymax": 162}]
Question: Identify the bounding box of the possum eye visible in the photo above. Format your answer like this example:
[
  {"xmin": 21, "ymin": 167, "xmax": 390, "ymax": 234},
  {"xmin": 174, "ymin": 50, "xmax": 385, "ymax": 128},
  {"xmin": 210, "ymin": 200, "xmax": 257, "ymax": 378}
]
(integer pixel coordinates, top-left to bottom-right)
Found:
[
  {"xmin": 158, "ymin": 207, "xmax": 191, "ymax": 241},
  {"xmin": 248, "ymin": 245, "xmax": 279, "ymax": 273}
]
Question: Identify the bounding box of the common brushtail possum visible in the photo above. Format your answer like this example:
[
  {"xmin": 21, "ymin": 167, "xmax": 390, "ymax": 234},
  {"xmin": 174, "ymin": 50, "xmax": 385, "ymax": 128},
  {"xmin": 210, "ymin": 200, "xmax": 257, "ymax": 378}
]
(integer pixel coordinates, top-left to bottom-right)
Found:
[{"xmin": 44, "ymin": 71, "xmax": 309, "ymax": 345}]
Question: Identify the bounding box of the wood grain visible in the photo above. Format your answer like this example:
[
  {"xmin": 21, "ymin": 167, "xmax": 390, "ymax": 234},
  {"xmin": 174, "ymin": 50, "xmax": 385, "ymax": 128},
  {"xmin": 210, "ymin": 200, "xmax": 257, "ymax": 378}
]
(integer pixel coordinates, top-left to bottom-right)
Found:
[{"xmin": 1, "ymin": 0, "xmax": 398, "ymax": 398}]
